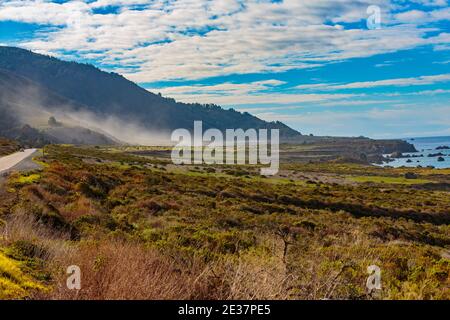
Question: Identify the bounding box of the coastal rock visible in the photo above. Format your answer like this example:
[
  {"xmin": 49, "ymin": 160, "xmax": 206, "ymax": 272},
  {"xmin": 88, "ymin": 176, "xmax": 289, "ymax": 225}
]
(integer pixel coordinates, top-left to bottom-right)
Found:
[
  {"xmin": 428, "ymin": 152, "xmax": 445, "ymax": 157},
  {"xmin": 390, "ymin": 151, "xmax": 403, "ymax": 158},
  {"xmin": 437, "ymin": 156, "xmax": 445, "ymax": 162},
  {"xmin": 436, "ymin": 145, "xmax": 450, "ymax": 150}
]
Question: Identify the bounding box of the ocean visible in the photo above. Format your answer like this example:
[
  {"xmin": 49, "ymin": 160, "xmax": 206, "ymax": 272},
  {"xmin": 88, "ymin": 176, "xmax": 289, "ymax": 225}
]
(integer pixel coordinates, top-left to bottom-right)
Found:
[{"xmin": 378, "ymin": 136, "xmax": 450, "ymax": 169}]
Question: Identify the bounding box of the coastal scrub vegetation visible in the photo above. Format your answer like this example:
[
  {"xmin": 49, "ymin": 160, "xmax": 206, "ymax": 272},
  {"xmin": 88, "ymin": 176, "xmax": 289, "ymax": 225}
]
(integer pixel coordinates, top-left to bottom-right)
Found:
[
  {"xmin": 0, "ymin": 138, "xmax": 19, "ymax": 157},
  {"xmin": 0, "ymin": 145, "xmax": 448, "ymax": 299}
]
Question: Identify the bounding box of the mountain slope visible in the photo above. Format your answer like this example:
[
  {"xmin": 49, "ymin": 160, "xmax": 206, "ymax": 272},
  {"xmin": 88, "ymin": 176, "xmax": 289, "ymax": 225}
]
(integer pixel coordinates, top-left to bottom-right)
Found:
[
  {"xmin": 0, "ymin": 46, "xmax": 301, "ymax": 139},
  {"xmin": 0, "ymin": 68, "xmax": 118, "ymax": 146}
]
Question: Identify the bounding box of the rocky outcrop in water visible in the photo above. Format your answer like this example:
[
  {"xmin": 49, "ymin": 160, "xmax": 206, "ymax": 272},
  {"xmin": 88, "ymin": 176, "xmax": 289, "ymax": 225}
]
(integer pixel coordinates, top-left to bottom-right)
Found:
[{"xmin": 428, "ymin": 152, "xmax": 445, "ymax": 157}]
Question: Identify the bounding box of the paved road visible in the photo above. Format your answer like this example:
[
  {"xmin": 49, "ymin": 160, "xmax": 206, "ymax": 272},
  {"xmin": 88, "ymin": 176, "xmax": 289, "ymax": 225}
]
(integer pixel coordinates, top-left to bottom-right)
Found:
[{"xmin": 0, "ymin": 149, "xmax": 38, "ymax": 174}]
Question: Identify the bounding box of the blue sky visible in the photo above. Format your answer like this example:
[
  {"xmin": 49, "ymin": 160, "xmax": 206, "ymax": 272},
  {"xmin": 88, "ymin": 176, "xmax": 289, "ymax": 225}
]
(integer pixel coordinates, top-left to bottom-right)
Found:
[{"xmin": 0, "ymin": 0, "xmax": 449, "ymax": 138}]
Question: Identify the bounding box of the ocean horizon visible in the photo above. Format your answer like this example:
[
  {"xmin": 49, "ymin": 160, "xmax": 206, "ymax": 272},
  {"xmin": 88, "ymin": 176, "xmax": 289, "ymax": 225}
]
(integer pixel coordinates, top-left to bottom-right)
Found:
[{"xmin": 378, "ymin": 135, "xmax": 450, "ymax": 169}]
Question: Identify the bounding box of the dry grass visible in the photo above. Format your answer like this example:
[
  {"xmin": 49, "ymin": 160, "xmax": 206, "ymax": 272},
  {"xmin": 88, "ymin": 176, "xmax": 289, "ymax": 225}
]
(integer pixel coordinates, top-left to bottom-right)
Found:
[
  {"xmin": 1, "ymin": 210, "xmax": 71, "ymax": 256},
  {"xmin": 41, "ymin": 241, "xmax": 206, "ymax": 299},
  {"xmin": 1, "ymin": 212, "xmax": 294, "ymax": 300},
  {"xmin": 36, "ymin": 240, "xmax": 293, "ymax": 300},
  {"xmin": 1, "ymin": 209, "xmax": 448, "ymax": 300}
]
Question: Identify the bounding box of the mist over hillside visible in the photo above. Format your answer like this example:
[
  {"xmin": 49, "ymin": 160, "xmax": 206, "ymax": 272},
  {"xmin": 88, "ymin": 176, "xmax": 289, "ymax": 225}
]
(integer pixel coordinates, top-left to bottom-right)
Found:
[
  {"xmin": 0, "ymin": 68, "xmax": 122, "ymax": 146},
  {"xmin": 0, "ymin": 46, "xmax": 301, "ymax": 146}
]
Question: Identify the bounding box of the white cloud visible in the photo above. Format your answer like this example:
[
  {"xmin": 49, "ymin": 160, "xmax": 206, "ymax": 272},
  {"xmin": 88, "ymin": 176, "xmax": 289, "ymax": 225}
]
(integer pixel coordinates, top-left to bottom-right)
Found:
[
  {"xmin": 395, "ymin": 10, "xmax": 428, "ymax": 22},
  {"xmin": 433, "ymin": 59, "xmax": 450, "ymax": 64},
  {"xmin": 236, "ymin": 99, "xmax": 396, "ymax": 113},
  {"xmin": 296, "ymin": 73, "xmax": 450, "ymax": 91},
  {"xmin": 152, "ymin": 81, "xmax": 357, "ymax": 105},
  {"xmin": 255, "ymin": 104, "xmax": 450, "ymax": 137},
  {"xmin": 89, "ymin": 0, "xmax": 150, "ymax": 9},
  {"xmin": 0, "ymin": 0, "xmax": 447, "ymax": 82},
  {"xmin": 385, "ymin": 88, "xmax": 450, "ymax": 96},
  {"xmin": 394, "ymin": 7, "xmax": 450, "ymax": 24}
]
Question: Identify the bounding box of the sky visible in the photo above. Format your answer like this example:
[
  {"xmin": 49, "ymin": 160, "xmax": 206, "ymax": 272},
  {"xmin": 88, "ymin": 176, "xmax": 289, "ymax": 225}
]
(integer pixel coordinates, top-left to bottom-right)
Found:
[{"xmin": 0, "ymin": 0, "xmax": 449, "ymax": 138}]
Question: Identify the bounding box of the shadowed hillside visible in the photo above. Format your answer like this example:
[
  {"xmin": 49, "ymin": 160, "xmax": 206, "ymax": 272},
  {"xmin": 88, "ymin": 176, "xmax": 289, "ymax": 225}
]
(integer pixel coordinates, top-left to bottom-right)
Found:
[
  {"xmin": 0, "ymin": 46, "xmax": 301, "ymax": 139},
  {"xmin": 0, "ymin": 68, "xmax": 119, "ymax": 146}
]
